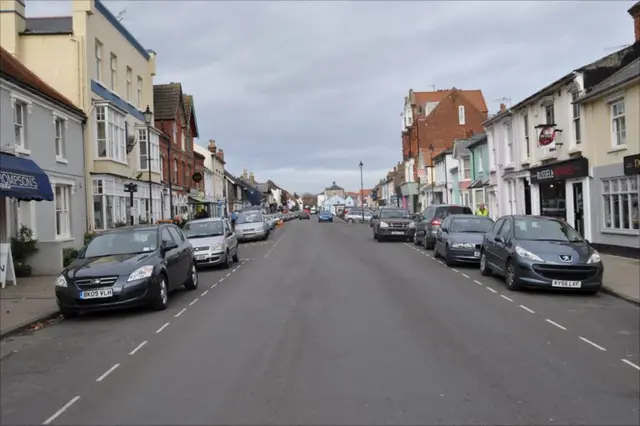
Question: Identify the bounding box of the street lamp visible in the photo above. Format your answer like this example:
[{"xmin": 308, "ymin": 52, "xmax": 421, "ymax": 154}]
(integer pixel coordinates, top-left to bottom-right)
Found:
[
  {"xmin": 429, "ymin": 144, "xmax": 435, "ymax": 206},
  {"xmin": 359, "ymin": 161, "xmax": 364, "ymax": 222},
  {"xmin": 143, "ymin": 105, "xmax": 154, "ymax": 223}
]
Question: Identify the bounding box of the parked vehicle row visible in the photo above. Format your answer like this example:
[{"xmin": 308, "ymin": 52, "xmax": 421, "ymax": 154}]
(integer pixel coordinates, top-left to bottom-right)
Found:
[{"xmin": 343, "ymin": 207, "xmax": 373, "ymax": 223}]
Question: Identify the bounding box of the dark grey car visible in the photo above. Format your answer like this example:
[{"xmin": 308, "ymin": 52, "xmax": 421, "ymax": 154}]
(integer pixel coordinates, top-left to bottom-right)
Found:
[
  {"xmin": 479, "ymin": 215, "xmax": 604, "ymax": 293},
  {"xmin": 372, "ymin": 208, "xmax": 415, "ymax": 242},
  {"xmin": 434, "ymin": 214, "xmax": 494, "ymax": 266},
  {"xmin": 414, "ymin": 204, "xmax": 473, "ymax": 249}
]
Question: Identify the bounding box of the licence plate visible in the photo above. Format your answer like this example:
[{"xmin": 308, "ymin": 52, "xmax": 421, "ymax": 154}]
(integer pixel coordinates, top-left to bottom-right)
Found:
[
  {"xmin": 196, "ymin": 255, "xmax": 208, "ymax": 261},
  {"xmin": 391, "ymin": 231, "xmax": 404, "ymax": 235},
  {"xmin": 552, "ymin": 280, "xmax": 582, "ymax": 288},
  {"xmin": 80, "ymin": 288, "xmax": 113, "ymax": 299},
  {"xmin": 474, "ymin": 251, "xmax": 480, "ymax": 257}
]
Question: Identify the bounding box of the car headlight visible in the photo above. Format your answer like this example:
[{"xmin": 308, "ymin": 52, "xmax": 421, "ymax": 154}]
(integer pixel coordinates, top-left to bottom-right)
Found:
[
  {"xmin": 587, "ymin": 252, "xmax": 601, "ymax": 264},
  {"xmin": 515, "ymin": 246, "xmax": 544, "ymax": 262},
  {"xmin": 408, "ymin": 222, "xmax": 415, "ymax": 228},
  {"xmin": 55, "ymin": 275, "xmax": 67, "ymax": 287},
  {"xmin": 380, "ymin": 222, "xmax": 389, "ymax": 228},
  {"xmin": 211, "ymin": 244, "xmax": 223, "ymax": 252},
  {"xmin": 451, "ymin": 242, "xmax": 474, "ymax": 249},
  {"xmin": 127, "ymin": 265, "xmax": 154, "ymax": 282}
]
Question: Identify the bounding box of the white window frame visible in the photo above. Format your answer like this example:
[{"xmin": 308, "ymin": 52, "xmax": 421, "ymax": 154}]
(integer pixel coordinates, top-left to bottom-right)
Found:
[
  {"xmin": 474, "ymin": 188, "xmax": 485, "ymax": 208},
  {"xmin": 601, "ymin": 176, "xmax": 639, "ymax": 233},
  {"xmin": 174, "ymin": 159, "xmax": 178, "ymax": 183},
  {"xmin": 477, "ymin": 152, "xmax": 484, "ymax": 174},
  {"xmin": 16, "ymin": 200, "xmax": 37, "ymax": 239},
  {"xmin": 95, "ymin": 39, "xmax": 103, "ymax": 82},
  {"xmin": 13, "ymin": 100, "xmax": 26, "ymax": 150},
  {"xmin": 610, "ymin": 98, "xmax": 626, "ymax": 148},
  {"xmin": 137, "ymin": 128, "xmax": 160, "ymax": 173},
  {"xmin": 458, "ymin": 105, "xmax": 465, "ymax": 125},
  {"xmin": 571, "ymin": 91, "xmax": 581, "ymax": 146},
  {"xmin": 462, "ymin": 158, "xmax": 471, "ymax": 180},
  {"xmin": 54, "ymin": 184, "xmax": 71, "ymax": 240},
  {"xmin": 505, "ymin": 121, "xmax": 513, "ymax": 164},
  {"xmin": 522, "ymin": 112, "xmax": 530, "ymax": 159},
  {"xmin": 54, "ymin": 115, "xmax": 67, "ymax": 163},
  {"xmin": 137, "ymin": 76, "xmax": 143, "ymax": 108},
  {"xmin": 126, "ymin": 67, "xmax": 132, "ymax": 101},
  {"xmin": 94, "ymin": 104, "xmax": 127, "ymax": 163},
  {"xmin": 110, "ymin": 52, "xmax": 117, "ymax": 91},
  {"xmin": 181, "ymin": 127, "xmax": 186, "ymax": 151}
]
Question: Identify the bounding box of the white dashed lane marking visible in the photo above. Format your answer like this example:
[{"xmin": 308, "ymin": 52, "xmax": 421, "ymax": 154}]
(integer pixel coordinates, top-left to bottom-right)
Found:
[
  {"xmin": 201, "ymin": 290, "xmax": 208, "ymax": 297},
  {"xmin": 519, "ymin": 305, "xmax": 536, "ymax": 314},
  {"xmin": 622, "ymin": 359, "xmax": 640, "ymax": 371},
  {"xmin": 42, "ymin": 396, "xmax": 81, "ymax": 425},
  {"xmin": 500, "ymin": 295, "xmax": 514, "ymax": 302},
  {"xmin": 174, "ymin": 308, "xmax": 187, "ymax": 318},
  {"xmin": 156, "ymin": 322, "xmax": 170, "ymax": 333},
  {"xmin": 129, "ymin": 341, "xmax": 147, "ymax": 355},
  {"xmin": 461, "ymin": 273, "xmax": 470, "ymax": 279},
  {"xmin": 473, "ymin": 280, "xmax": 483, "ymax": 285},
  {"xmin": 451, "ymin": 268, "xmax": 460, "ymax": 273},
  {"xmin": 545, "ymin": 319, "xmax": 567, "ymax": 331},
  {"xmin": 486, "ymin": 287, "xmax": 498, "ymax": 294},
  {"xmin": 189, "ymin": 298, "xmax": 199, "ymax": 306},
  {"xmin": 96, "ymin": 363, "xmax": 120, "ymax": 382},
  {"xmin": 579, "ymin": 336, "xmax": 607, "ymax": 351}
]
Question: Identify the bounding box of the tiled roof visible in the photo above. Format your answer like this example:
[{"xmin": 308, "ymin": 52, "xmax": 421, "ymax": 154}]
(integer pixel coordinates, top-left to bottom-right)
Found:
[
  {"xmin": 0, "ymin": 46, "xmax": 85, "ymax": 117},
  {"xmin": 22, "ymin": 17, "xmax": 73, "ymax": 35},
  {"xmin": 414, "ymin": 88, "xmax": 488, "ymax": 114},
  {"xmin": 578, "ymin": 58, "xmax": 640, "ymax": 103},
  {"xmin": 183, "ymin": 94, "xmax": 199, "ymax": 137},
  {"xmin": 153, "ymin": 83, "xmax": 183, "ymax": 120}
]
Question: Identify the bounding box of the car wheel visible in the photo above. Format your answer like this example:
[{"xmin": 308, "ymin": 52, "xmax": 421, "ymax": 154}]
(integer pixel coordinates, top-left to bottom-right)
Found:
[
  {"xmin": 232, "ymin": 249, "xmax": 239, "ymax": 262},
  {"xmin": 223, "ymin": 250, "xmax": 232, "ymax": 269},
  {"xmin": 184, "ymin": 262, "xmax": 198, "ymax": 290},
  {"xmin": 505, "ymin": 259, "xmax": 522, "ymax": 291},
  {"xmin": 413, "ymin": 232, "xmax": 419, "ymax": 245},
  {"xmin": 433, "ymin": 243, "xmax": 440, "ymax": 258},
  {"xmin": 152, "ymin": 275, "xmax": 169, "ymax": 310},
  {"xmin": 444, "ymin": 245, "xmax": 455, "ymax": 267},
  {"xmin": 479, "ymin": 251, "xmax": 492, "ymax": 276}
]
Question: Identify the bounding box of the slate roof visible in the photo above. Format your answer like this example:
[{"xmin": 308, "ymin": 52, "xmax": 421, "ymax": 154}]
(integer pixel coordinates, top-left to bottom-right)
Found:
[
  {"xmin": 183, "ymin": 94, "xmax": 200, "ymax": 138},
  {"xmin": 466, "ymin": 133, "xmax": 488, "ymax": 150},
  {"xmin": 153, "ymin": 83, "xmax": 183, "ymax": 120},
  {"xmin": 326, "ymin": 181, "xmax": 343, "ymax": 191},
  {"xmin": 0, "ymin": 46, "xmax": 85, "ymax": 117},
  {"xmin": 577, "ymin": 58, "xmax": 640, "ymax": 103},
  {"xmin": 22, "ymin": 17, "xmax": 73, "ymax": 35},
  {"xmin": 452, "ymin": 134, "xmax": 481, "ymax": 159}
]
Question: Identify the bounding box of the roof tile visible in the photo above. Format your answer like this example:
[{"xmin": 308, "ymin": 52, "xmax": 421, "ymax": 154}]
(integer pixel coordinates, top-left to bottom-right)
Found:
[{"xmin": 153, "ymin": 83, "xmax": 183, "ymax": 120}]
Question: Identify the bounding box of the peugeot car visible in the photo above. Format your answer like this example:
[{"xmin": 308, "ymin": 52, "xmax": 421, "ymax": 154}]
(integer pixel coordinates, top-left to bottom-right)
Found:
[
  {"xmin": 479, "ymin": 215, "xmax": 603, "ymax": 293},
  {"xmin": 55, "ymin": 224, "xmax": 198, "ymax": 317},
  {"xmin": 183, "ymin": 217, "xmax": 239, "ymax": 268},
  {"xmin": 434, "ymin": 214, "xmax": 494, "ymax": 266}
]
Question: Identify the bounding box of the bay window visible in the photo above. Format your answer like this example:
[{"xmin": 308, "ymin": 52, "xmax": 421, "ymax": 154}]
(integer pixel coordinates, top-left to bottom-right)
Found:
[
  {"xmin": 95, "ymin": 105, "xmax": 126, "ymax": 162},
  {"xmin": 602, "ymin": 176, "xmax": 639, "ymax": 231}
]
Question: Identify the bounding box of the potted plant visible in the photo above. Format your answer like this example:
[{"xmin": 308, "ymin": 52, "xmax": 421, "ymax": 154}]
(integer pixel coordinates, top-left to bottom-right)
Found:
[{"xmin": 10, "ymin": 225, "xmax": 39, "ymax": 277}]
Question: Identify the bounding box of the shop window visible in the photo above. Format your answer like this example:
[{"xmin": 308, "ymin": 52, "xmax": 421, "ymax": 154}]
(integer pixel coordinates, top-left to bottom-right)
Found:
[
  {"xmin": 539, "ymin": 182, "xmax": 566, "ymax": 219},
  {"xmin": 602, "ymin": 177, "xmax": 639, "ymax": 231},
  {"xmin": 17, "ymin": 201, "xmax": 36, "ymax": 238}
]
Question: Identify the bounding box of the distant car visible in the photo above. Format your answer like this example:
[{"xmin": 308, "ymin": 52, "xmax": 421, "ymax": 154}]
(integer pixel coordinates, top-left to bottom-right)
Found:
[
  {"xmin": 55, "ymin": 224, "xmax": 198, "ymax": 317},
  {"xmin": 414, "ymin": 204, "xmax": 474, "ymax": 249},
  {"xmin": 299, "ymin": 211, "xmax": 310, "ymax": 220},
  {"xmin": 479, "ymin": 215, "xmax": 603, "ymax": 293},
  {"xmin": 183, "ymin": 217, "xmax": 239, "ymax": 269},
  {"xmin": 434, "ymin": 214, "xmax": 494, "ymax": 266},
  {"xmin": 344, "ymin": 208, "xmax": 373, "ymax": 223},
  {"xmin": 371, "ymin": 208, "xmax": 414, "ymax": 241},
  {"xmin": 235, "ymin": 211, "xmax": 270, "ymax": 241},
  {"xmin": 318, "ymin": 210, "xmax": 333, "ymax": 222}
]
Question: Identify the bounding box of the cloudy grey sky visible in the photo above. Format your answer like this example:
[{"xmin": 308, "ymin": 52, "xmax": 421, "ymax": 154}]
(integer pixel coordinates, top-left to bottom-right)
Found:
[{"xmin": 27, "ymin": 0, "xmax": 634, "ymax": 194}]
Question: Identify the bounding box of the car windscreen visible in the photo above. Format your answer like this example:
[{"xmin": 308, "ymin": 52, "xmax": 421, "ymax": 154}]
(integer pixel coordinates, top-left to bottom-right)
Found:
[
  {"xmin": 435, "ymin": 206, "xmax": 472, "ymax": 219},
  {"xmin": 182, "ymin": 221, "xmax": 224, "ymax": 238},
  {"xmin": 380, "ymin": 209, "xmax": 410, "ymax": 219},
  {"xmin": 450, "ymin": 216, "xmax": 494, "ymax": 233},
  {"xmin": 83, "ymin": 229, "xmax": 158, "ymax": 257},
  {"xmin": 236, "ymin": 212, "xmax": 263, "ymax": 224},
  {"xmin": 514, "ymin": 217, "xmax": 583, "ymax": 242}
]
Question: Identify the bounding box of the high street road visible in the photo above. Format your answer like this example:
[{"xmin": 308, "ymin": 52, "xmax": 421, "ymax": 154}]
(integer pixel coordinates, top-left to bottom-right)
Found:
[{"xmin": 1, "ymin": 220, "xmax": 638, "ymax": 425}]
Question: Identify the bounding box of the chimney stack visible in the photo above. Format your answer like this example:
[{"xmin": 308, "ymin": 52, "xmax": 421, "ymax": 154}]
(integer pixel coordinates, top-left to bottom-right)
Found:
[
  {"xmin": 0, "ymin": 0, "xmax": 26, "ymax": 56},
  {"xmin": 249, "ymin": 172, "xmax": 255, "ymax": 186},
  {"xmin": 217, "ymin": 148, "xmax": 224, "ymax": 161},
  {"xmin": 208, "ymin": 139, "xmax": 217, "ymax": 153},
  {"xmin": 499, "ymin": 103, "xmax": 506, "ymax": 112},
  {"xmin": 629, "ymin": 1, "xmax": 640, "ymax": 43}
]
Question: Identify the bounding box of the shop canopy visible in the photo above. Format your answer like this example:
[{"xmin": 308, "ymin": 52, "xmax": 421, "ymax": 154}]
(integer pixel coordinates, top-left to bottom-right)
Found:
[
  {"xmin": 187, "ymin": 195, "xmax": 211, "ymax": 204},
  {"xmin": 0, "ymin": 153, "xmax": 53, "ymax": 201}
]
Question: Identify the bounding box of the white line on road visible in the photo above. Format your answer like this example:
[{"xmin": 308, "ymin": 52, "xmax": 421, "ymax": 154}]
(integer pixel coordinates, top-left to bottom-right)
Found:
[
  {"xmin": 545, "ymin": 319, "xmax": 567, "ymax": 330},
  {"xmin": 232, "ymin": 268, "xmax": 237, "ymax": 272},
  {"xmin": 264, "ymin": 239, "xmax": 281, "ymax": 259},
  {"xmin": 473, "ymin": 280, "xmax": 483, "ymax": 285},
  {"xmin": 486, "ymin": 287, "xmax": 498, "ymax": 293},
  {"xmin": 174, "ymin": 308, "xmax": 187, "ymax": 318},
  {"xmin": 43, "ymin": 396, "xmax": 80, "ymax": 425},
  {"xmin": 579, "ymin": 336, "xmax": 607, "ymax": 351},
  {"xmin": 225, "ymin": 273, "xmax": 231, "ymax": 277},
  {"xmin": 189, "ymin": 298, "xmax": 199, "ymax": 306},
  {"xmin": 519, "ymin": 305, "xmax": 535, "ymax": 314},
  {"xmin": 156, "ymin": 322, "xmax": 170, "ymax": 333},
  {"xmin": 96, "ymin": 363, "xmax": 120, "ymax": 382},
  {"xmin": 219, "ymin": 277, "xmax": 225, "ymax": 282},
  {"xmin": 201, "ymin": 290, "xmax": 208, "ymax": 297},
  {"xmin": 451, "ymin": 268, "xmax": 460, "ymax": 273},
  {"xmin": 462, "ymin": 273, "xmax": 470, "ymax": 279},
  {"xmin": 129, "ymin": 341, "xmax": 147, "ymax": 355},
  {"xmin": 437, "ymin": 261, "xmax": 444, "ymax": 265},
  {"xmin": 211, "ymin": 283, "xmax": 218, "ymax": 289},
  {"xmin": 622, "ymin": 359, "xmax": 640, "ymax": 371},
  {"xmin": 500, "ymin": 295, "xmax": 514, "ymax": 302}
]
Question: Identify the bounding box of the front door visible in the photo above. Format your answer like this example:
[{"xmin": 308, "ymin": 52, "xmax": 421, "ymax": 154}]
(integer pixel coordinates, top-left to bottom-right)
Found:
[
  {"xmin": 573, "ymin": 182, "xmax": 585, "ymax": 237},
  {"xmin": 524, "ymin": 179, "xmax": 532, "ymax": 215}
]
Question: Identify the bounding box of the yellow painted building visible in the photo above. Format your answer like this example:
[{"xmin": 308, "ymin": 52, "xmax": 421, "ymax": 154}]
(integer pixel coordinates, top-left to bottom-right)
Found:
[
  {"xmin": 577, "ymin": 58, "xmax": 640, "ymax": 250},
  {"xmin": 1, "ymin": 0, "xmax": 163, "ymax": 229}
]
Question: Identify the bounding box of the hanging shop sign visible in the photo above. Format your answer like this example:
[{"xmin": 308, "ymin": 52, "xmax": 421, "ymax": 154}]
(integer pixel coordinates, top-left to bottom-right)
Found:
[
  {"xmin": 191, "ymin": 171, "xmax": 203, "ymax": 183},
  {"xmin": 538, "ymin": 125, "xmax": 558, "ymax": 146},
  {"xmin": 529, "ymin": 157, "xmax": 589, "ymax": 184},
  {"xmin": 623, "ymin": 154, "xmax": 640, "ymax": 176}
]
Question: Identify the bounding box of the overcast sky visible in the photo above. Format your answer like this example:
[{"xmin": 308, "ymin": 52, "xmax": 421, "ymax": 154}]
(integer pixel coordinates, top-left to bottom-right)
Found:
[{"xmin": 27, "ymin": 1, "xmax": 634, "ymax": 194}]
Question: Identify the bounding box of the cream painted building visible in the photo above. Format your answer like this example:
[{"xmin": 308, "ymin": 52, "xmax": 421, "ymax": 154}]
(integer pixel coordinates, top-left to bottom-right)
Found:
[
  {"xmin": 577, "ymin": 58, "xmax": 640, "ymax": 251},
  {"xmin": 194, "ymin": 140, "xmax": 227, "ymax": 217},
  {"xmin": 1, "ymin": 0, "xmax": 163, "ymax": 229}
]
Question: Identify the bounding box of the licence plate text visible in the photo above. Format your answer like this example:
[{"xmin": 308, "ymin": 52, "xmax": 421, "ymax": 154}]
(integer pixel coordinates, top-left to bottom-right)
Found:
[
  {"xmin": 196, "ymin": 255, "xmax": 208, "ymax": 261},
  {"xmin": 391, "ymin": 231, "xmax": 404, "ymax": 235},
  {"xmin": 80, "ymin": 288, "xmax": 113, "ymax": 299},
  {"xmin": 552, "ymin": 280, "xmax": 582, "ymax": 288}
]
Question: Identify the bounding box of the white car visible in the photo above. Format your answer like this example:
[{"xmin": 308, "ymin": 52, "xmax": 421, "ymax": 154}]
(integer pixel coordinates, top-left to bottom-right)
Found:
[{"xmin": 183, "ymin": 217, "xmax": 239, "ymax": 268}]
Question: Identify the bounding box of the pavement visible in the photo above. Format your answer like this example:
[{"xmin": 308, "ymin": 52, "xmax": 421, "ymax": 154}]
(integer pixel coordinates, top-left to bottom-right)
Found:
[
  {"xmin": 0, "ymin": 275, "xmax": 60, "ymax": 337},
  {"xmin": 0, "ymin": 220, "xmax": 638, "ymax": 425}
]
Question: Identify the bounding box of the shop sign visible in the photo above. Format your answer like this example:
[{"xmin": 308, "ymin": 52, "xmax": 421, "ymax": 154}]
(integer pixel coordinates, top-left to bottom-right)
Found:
[
  {"xmin": 530, "ymin": 157, "xmax": 589, "ymax": 184},
  {"xmin": 0, "ymin": 171, "xmax": 39, "ymax": 191},
  {"xmin": 538, "ymin": 126, "xmax": 557, "ymax": 146},
  {"xmin": 623, "ymin": 154, "xmax": 640, "ymax": 176}
]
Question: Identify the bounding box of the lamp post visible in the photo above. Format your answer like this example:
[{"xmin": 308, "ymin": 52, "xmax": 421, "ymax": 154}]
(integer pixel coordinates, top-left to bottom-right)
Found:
[
  {"xmin": 143, "ymin": 106, "xmax": 154, "ymax": 223},
  {"xmin": 359, "ymin": 161, "xmax": 364, "ymax": 222},
  {"xmin": 429, "ymin": 144, "xmax": 435, "ymax": 206}
]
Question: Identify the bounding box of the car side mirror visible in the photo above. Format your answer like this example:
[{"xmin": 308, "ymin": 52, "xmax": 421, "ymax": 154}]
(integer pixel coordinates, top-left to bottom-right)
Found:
[
  {"xmin": 161, "ymin": 240, "xmax": 178, "ymax": 253},
  {"xmin": 494, "ymin": 236, "xmax": 503, "ymax": 243}
]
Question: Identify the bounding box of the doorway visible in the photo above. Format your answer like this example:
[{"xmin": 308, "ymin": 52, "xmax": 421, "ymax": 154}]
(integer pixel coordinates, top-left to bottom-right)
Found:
[
  {"xmin": 572, "ymin": 182, "xmax": 584, "ymax": 236},
  {"xmin": 523, "ymin": 178, "xmax": 532, "ymax": 215}
]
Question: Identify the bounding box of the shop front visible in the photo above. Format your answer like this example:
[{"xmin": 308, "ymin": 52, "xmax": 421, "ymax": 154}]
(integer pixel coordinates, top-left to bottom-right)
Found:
[{"xmin": 529, "ymin": 156, "xmax": 591, "ymax": 239}]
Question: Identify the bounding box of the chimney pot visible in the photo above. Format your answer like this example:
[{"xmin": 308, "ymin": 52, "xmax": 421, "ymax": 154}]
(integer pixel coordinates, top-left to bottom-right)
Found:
[
  {"xmin": 630, "ymin": 2, "xmax": 640, "ymax": 42},
  {"xmin": 208, "ymin": 139, "xmax": 217, "ymax": 153},
  {"xmin": 499, "ymin": 103, "xmax": 506, "ymax": 111}
]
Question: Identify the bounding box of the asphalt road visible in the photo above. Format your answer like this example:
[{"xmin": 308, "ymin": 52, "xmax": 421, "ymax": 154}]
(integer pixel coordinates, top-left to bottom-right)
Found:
[{"xmin": 1, "ymin": 219, "xmax": 638, "ymax": 425}]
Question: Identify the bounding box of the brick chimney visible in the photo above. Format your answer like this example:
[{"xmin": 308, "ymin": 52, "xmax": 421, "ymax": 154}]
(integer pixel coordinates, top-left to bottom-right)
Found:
[
  {"xmin": 208, "ymin": 139, "xmax": 217, "ymax": 153},
  {"xmin": 499, "ymin": 103, "xmax": 506, "ymax": 112},
  {"xmin": 0, "ymin": 0, "xmax": 26, "ymax": 56},
  {"xmin": 217, "ymin": 148, "xmax": 224, "ymax": 162},
  {"xmin": 249, "ymin": 172, "xmax": 255, "ymax": 186},
  {"xmin": 242, "ymin": 169, "xmax": 248, "ymax": 180},
  {"xmin": 629, "ymin": 1, "xmax": 640, "ymax": 42}
]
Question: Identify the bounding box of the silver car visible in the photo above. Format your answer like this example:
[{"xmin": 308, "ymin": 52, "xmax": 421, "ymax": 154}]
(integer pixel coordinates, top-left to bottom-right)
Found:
[
  {"xmin": 235, "ymin": 211, "xmax": 270, "ymax": 242},
  {"xmin": 344, "ymin": 208, "xmax": 373, "ymax": 223},
  {"xmin": 183, "ymin": 218, "xmax": 239, "ymax": 268}
]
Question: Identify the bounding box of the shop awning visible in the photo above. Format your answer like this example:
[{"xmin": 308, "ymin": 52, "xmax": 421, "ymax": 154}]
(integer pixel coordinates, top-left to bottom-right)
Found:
[
  {"xmin": 187, "ymin": 195, "xmax": 212, "ymax": 204},
  {"xmin": 468, "ymin": 178, "xmax": 484, "ymax": 189},
  {"xmin": 0, "ymin": 153, "xmax": 54, "ymax": 201}
]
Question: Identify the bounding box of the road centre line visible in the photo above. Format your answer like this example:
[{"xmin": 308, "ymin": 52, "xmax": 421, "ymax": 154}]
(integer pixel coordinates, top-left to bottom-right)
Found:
[
  {"xmin": 473, "ymin": 280, "xmax": 483, "ymax": 285},
  {"xmin": 232, "ymin": 268, "xmax": 237, "ymax": 272},
  {"xmin": 156, "ymin": 322, "xmax": 170, "ymax": 333},
  {"xmin": 451, "ymin": 268, "xmax": 460, "ymax": 273},
  {"xmin": 622, "ymin": 359, "xmax": 640, "ymax": 371},
  {"xmin": 500, "ymin": 295, "xmax": 514, "ymax": 302},
  {"xmin": 462, "ymin": 273, "xmax": 470, "ymax": 279},
  {"xmin": 42, "ymin": 396, "xmax": 81, "ymax": 425},
  {"xmin": 174, "ymin": 308, "xmax": 187, "ymax": 318},
  {"xmin": 545, "ymin": 319, "xmax": 567, "ymax": 330},
  {"xmin": 486, "ymin": 287, "xmax": 498, "ymax": 294},
  {"xmin": 211, "ymin": 283, "xmax": 218, "ymax": 289},
  {"xmin": 189, "ymin": 298, "xmax": 199, "ymax": 306},
  {"xmin": 264, "ymin": 238, "xmax": 281, "ymax": 259},
  {"xmin": 96, "ymin": 363, "xmax": 120, "ymax": 382},
  {"xmin": 225, "ymin": 273, "xmax": 231, "ymax": 277},
  {"xmin": 129, "ymin": 341, "xmax": 147, "ymax": 355},
  {"xmin": 579, "ymin": 336, "xmax": 607, "ymax": 351},
  {"xmin": 201, "ymin": 290, "xmax": 208, "ymax": 296},
  {"xmin": 519, "ymin": 305, "xmax": 535, "ymax": 314}
]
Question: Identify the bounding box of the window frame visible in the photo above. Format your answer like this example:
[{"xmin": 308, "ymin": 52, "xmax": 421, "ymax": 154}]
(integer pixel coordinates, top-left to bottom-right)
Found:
[
  {"xmin": 610, "ymin": 98, "xmax": 626, "ymax": 148},
  {"xmin": 136, "ymin": 76, "xmax": 143, "ymax": 108},
  {"xmin": 54, "ymin": 184, "xmax": 71, "ymax": 239},
  {"xmin": 95, "ymin": 39, "xmax": 103, "ymax": 82},
  {"xmin": 54, "ymin": 116, "xmax": 66, "ymax": 161},
  {"xmin": 462, "ymin": 157, "xmax": 471, "ymax": 180},
  {"xmin": 109, "ymin": 52, "xmax": 117, "ymax": 91},
  {"xmin": 601, "ymin": 176, "xmax": 639, "ymax": 233},
  {"xmin": 125, "ymin": 66, "xmax": 132, "ymax": 101},
  {"xmin": 522, "ymin": 112, "xmax": 530, "ymax": 159},
  {"xmin": 94, "ymin": 104, "xmax": 127, "ymax": 163},
  {"xmin": 14, "ymin": 101, "xmax": 25, "ymax": 149},
  {"xmin": 571, "ymin": 91, "xmax": 581, "ymax": 145},
  {"xmin": 458, "ymin": 105, "xmax": 465, "ymax": 125}
]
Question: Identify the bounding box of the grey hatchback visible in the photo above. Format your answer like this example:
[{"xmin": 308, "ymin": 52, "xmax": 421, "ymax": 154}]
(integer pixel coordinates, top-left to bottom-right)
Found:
[
  {"xmin": 479, "ymin": 215, "xmax": 603, "ymax": 293},
  {"xmin": 434, "ymin": 214, "xmax": 494, "ymax": 266},
  {"xmin": 414, "ymin": 204, "xmax": 473, "ymax": 249}
]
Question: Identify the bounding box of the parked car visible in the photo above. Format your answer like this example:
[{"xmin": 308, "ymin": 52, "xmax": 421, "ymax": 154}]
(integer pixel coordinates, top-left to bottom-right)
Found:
[
  {"xmin": 318, "ymin": 210, "xmax": 334, "ymax": 222},
  {"xmin": 371, "ymin": 208, "xmax": 414, "ymax": 241},
  {"xmin": 344, "ymin": 208, "xmax": 373, "ymax": 223},
  {"xmin": 434, "ymin": 214, "xmax": 494, "ymax": 266},
  {"xmin": 479, "ymin": 215, "xmax": 603, "ymax": 293},
  {"xmin": 299, "ymin": 211, "xmax": 310, "ymax": 220},
  {"xmin": 55, "ymin": 224, "xmax": 198, "ymax": 317},
  {"xmin": 414, "ymin": 204, "xmax": 473, "ymax": 249},
  {"xmin": 235, "ymin": 211, "xmax": 270, "ymax": 241},
  {"xmin": 183, "ymin": 217, "xmax": 239, "ymax": 269}
]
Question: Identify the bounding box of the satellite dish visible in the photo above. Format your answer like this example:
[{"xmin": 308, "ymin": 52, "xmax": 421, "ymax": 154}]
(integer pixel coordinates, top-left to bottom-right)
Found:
[{"xmin": 126, "ymin": 133, "xmax": 137, "ymax": 154}]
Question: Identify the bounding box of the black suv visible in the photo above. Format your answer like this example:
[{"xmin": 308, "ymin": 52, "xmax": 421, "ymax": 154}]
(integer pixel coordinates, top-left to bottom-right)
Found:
[{"xmin": 414, "ymin": 204, "xmax": 473, "ymax": 249}]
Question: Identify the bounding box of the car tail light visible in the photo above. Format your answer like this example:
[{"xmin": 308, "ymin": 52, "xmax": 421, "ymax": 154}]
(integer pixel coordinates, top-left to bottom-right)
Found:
[{"xmin": 431, "ymin": 219, "xmax": 442, "ymax": 226}]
